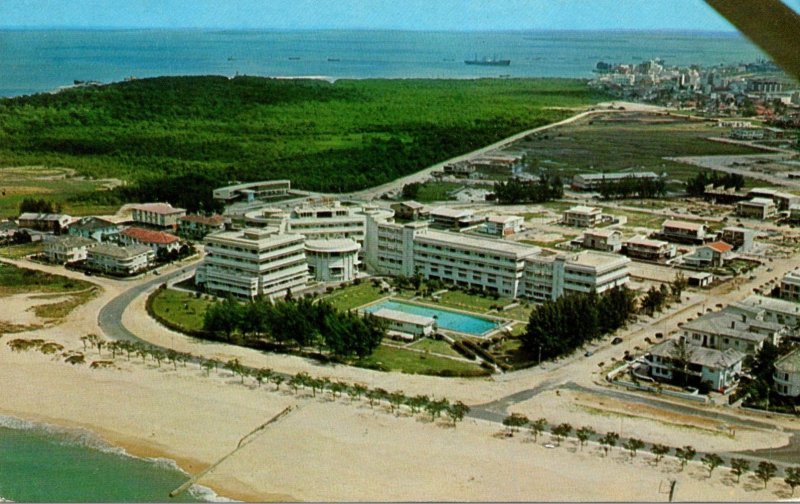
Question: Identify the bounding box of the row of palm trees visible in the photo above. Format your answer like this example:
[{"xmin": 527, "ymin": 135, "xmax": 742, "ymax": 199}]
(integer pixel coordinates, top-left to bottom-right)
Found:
[{"xmin": 502, "ymin": 413, "xmax": 798, "ymax": 493}]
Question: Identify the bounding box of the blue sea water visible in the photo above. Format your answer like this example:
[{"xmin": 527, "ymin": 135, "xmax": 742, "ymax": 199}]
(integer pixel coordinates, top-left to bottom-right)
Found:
[
  {"xmin": 0, "ymin": 29, "xmax": 766, "ymax": 97},
  {"xmin": 365, "ymin": 299, "xmax": 500, "ymax": 335},
  {"xmin": 0, "ymin": 415, "xmax": 217, "ymax": 502}
]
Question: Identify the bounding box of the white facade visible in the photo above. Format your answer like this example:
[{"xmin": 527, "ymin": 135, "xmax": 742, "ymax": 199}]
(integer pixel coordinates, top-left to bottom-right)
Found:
[
  {"xmin": 368, "ymin": 308, "xmax": 435, "ymax": 338},
  {"xmin": 681, "ymin": 309, "xmax": 786, "ymax": 355},
  {"xmin": 582, "ymin": 229, "xmax": 623, "ymax": 252},
  {"xmin": 131, "ymin": 203, "xmax": 186, "ymax": 229},
  {"xmin": 781, "ymin": 270, "xmax": 800, "ymax": 302},
  {"xmin": 87, "ymin": 244, "xmax": 154, "ymax": 275},
  {"xmin": 563, "ymin": 206, "xmax": 603, "ymax": 228},
  {"xmin": 774, "ymin": 349, "xmax": 800, "ymax": 397},
  {"xmin": 45, "ymin": 236, "xmax": 96, "ymax": 264},
  {"xmin": 521, "ymin": 251, "xmax": 630, "ymax": 301},
  {"xmin": 305, "ymin": 238, "xmax": 360, "ymax": 283},
  {"xmin": 737, "ymin": 198, "xmax": 777, "ymax": 220},
  {"xmin": 646, "ymin": 338, "xmax": 744, "ymax": 392},
  {"xmin": 485, "ymin": 215, "xmax": 524, "ymax": 236},
  {"xmin": 196, "ymin": 228, "xmax": 308, "ymax": 299}
]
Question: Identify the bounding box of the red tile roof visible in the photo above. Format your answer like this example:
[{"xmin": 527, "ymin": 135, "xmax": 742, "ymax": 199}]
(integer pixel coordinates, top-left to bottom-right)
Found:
[
  {"xmin": 706, "ymin": 241, "xmax": 733, "ymax": 253},
  {"xmin": 121, "ymin": 227, "xmax": 179, "ymax": 245}
]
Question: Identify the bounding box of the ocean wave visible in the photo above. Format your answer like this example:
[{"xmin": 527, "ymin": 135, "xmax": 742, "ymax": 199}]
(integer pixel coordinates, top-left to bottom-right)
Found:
[{"xmin": 189, "ymin": 484, "xmax": 239, "ymax": 503}]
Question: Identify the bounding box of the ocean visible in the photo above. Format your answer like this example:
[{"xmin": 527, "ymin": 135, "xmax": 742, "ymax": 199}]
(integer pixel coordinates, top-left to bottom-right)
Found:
[
  {"xmin": 0, "ymin": 416, "xmax": 215, "ymax": 502},
  {"xmin": 0, "ymin": 29, "xmax": 766, "ymax": 97}
]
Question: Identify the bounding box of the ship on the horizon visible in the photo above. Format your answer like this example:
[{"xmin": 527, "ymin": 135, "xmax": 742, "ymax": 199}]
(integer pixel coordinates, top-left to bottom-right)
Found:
[{"xmin": 465, "ymin": 55, "xmax": 511, "ymax": 66}]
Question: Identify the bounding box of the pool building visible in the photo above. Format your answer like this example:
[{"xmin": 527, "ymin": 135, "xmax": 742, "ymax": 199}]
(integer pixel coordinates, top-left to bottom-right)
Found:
[{"xmin": 369, "ymin": 307, "xmax": 436, "ymax": 340}]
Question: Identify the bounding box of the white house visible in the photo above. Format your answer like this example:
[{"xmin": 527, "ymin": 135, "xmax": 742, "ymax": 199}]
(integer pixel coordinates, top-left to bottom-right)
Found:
[
  {"xmin": 87, "ymin": 244, "xmax": 154, "ymax": 276},
  {"xmin": 582, "ymin": 229, "xmax": 623, "ymax": 252},
  {"xmin": 485, "ymin": 215, "xmax": 524, "ymax": 237},
  {"xmin": 737, "ymin": 198, "xmax": 777, "ymax": 220},
  {"xmin": 646, "ymin": 338, "xmax": 745, "ymax": 392},
  {"xmin": 774, "ymin": 349, "xmax": 800, "ymax": 397},
  {"xmin": 367, "ymin": 308, "xmax": 435, "ymax": 339},
  {"xmin": 45, "ymin": 236, "xmax": 96, "ymax": 264},
  {"xmin": 684, "ymin": 241, "xmax": 733, "ymax": 268},
  {"xmin": 130, "ymin": 203, "xmax": 187, "ymax": 229},
  {"xmin": 563, "ymin": 206, "xmax": 603, "ymax": 228}
]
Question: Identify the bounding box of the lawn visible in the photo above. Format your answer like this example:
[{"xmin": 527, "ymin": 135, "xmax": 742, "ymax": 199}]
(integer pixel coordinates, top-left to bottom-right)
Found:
[
  {"xmin": 408, "ymin": 337, "xmax": 462, "ymax": 358},
  {"xmin": 149, "ymin": 288, "xmax": 214, "ymax": 333},
  {"xmin": 413, "ymin": 182, "xmax": 464, "ymax": 203},
  {"xmin": 30, "ymin": 290, "xmax": 97, "ymax": 319},
  {"xmin": 613, "ymin": 209, "xmax": 670, "ymax": 230},
  {"xmin": 499, "ymin": 304, "xmax": 534, "ymax": 323},
  {"xmin": 355, "ymin": 344, "xmax": 488, "ymax": 376},
  {"xmin": 0, "ymin": 262, "xmax": 92, "ymax": 295},
  {"xmin": 436, "ymin": 290, "xmax": 512, "ymax": 313},
  {"xmin": 0, "ymin": 241, "xmax": 44, "ymax": 259},
  {"xmin": 321, "ymin": 282, "xmax": 386, "ymax": 311}
]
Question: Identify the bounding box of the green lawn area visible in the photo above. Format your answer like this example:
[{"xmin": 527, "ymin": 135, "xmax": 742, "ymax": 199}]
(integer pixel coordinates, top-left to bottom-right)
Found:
[
  {"xmin": 321, "ymin": 282, "xmax": 386, "ymax": 311},
  {"xmin": 30, "ymin": 290, "xmax": 97, "ymax": 319},
  {"xmin": 0, "ymin": 263, "xmax": 96, "ymax": 320},
  {"xmin": 435, "ymin": 290, "xmax": 512, "ymax": 313},
  {"xmin": 0, "ymin": 241, "xmax": 44, "ymax": 259},
  {"xmin": 355, "ymin": 344, "xmax": 488, "ymax": 376},
  {"xmin": 149, "ymin": 288, "xmax": 214, "ymax": 333},
  {"xmin": 408, "ymin": 337, "xmax": 462, "ymax": 358},
  {"xmin": 413, "ymin": 181, "xmax": 464, "ymax": 203},
  {"xmin": 499, "ymin": 304, "xmax": 534, "ymax": 323}
]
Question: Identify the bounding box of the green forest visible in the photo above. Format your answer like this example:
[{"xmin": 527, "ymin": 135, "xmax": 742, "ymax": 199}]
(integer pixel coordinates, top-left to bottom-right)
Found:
[{"xmin": 0, "ymin": 76, "xmax": 607, "ymax": 211}]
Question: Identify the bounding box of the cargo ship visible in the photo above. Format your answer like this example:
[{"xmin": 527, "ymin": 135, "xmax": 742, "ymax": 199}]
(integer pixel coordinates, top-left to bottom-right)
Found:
[{"xmin": 465, "ymin": 55, "xmax": 511, "ymax": 66}]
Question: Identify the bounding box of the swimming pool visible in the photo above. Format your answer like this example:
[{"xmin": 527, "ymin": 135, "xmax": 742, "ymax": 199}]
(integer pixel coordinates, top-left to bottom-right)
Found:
[{"xmin": 363, "ymin": 300, "xmax": 500, "ymax": 336}]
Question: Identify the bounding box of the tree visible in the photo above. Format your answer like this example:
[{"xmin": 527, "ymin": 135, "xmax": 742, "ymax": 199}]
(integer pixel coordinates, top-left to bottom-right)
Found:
[
  {"xmin": 426, "ymin": 398, "xmax": 449, "ymax": 421},
  {"xmin": 352, "ymin": 383, "xmax": 368, "ymax": 402},
  {"xmin": 675, "ymin": 445, "xmax": 696, "ymax": 470},
  {"xmin": 402, "ymin": 182, "xmax": 420, "ymax": 200},
  {"xmin": 166, "ymin": 349, "xmax": 179, "ymax": 370},
  {"xmin": 599, "ymin": 432, "xmax": 619, "ymax": 456},
  {"xmin": 701, "ymin": 453, "xmax": 723, "ymax": 477},
  {"xmin": 256, "ymin": 368, "xmax": 273, "ymax": 388},
  {"xmin": 202, "ymin": 359, "xmax": 217, "ymax": 376},
  {"xmin": 624, "ymin": 438, "xmax": 645, "ymax": 458},
  {"xmin": 502, "ymin": 413, "xmax": 529, "ymax": 435},
  {"xmin": 730, "ymin": 458, "xmax": 750, "ymax": 483},
  {"xmin": 670, "ymin": 272, "xmax": 688, "ymax": 302},
  {"xmin": 551, "ymin": 423, "xmax": 572, "ymax": 446},
  {"xmin": 529, "ymin": 418, "xmax": 547, "ymax": 442},
  {"xmin": 446, "ymin": 401, "xmax": 470, "ymax": 427},
  {"xmin": 224, "ymin": 358, "xmax": 243, "ymax": 383},
  {"xmin": 651, "ymin": 444, "xmax": 670, "ymax": 465},
  {"xmin": 575, "ymin": 426, "xmax": 595, "ymax": 450},
  {"xmin": 784, "ymin": 467, "xmax": 800, "ymax": 496},
  {"xmin": 755, "ymin": 461, "xmax": 777, "ymax": 489},
  {"xmin": 669, "ymin": 338, "xmax": 695, "ymax": 387},
  {"xmin": 272, "ymin": 374, "xmax": 285, "ymax": 391}
]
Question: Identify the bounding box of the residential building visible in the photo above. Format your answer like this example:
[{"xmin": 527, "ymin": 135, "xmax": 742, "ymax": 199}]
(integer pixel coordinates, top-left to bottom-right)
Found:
[
  {"xmin": 367, "ymin": 308, "xmax": 435, "ymax": 339},
  {"xmin": 748, "ymin": 188, "xmax": 800, "ymax": 211},
  {"xmin": 212, "ymin": 180, "xmax": 291, "ymax": 203},
  {"xmin": 468, "ymin": 153, "xmax": 525, "ymax": 176},
  {"xmin": 774, "ymin": 349, "xmax": 800, "ymax": 397},
  {"xmin": 485, "ymin": 215, "xmax": 524, "ymax": 237},
  {"xmin": 68, "ymin": 217, "xmax": 119, "ymax": 242},
  {"xmin": 658, "ymin": 219, "xmax": 710, "ymax": 244},
  {"xmin": 304, "ymin": 238, "xmax": 360, "ymax": 283},
  {"xmin": 195, "ymin": 228, "xmax": 309, "ymax": 299},
  {"xmin": 571, "ymin": 171, "xmax": 659, "ymax": 191},
  {"xmin": 366, "ymin": 219, "xmax": 429, "ymax": 278},
  {"xmin": 18, "ymin": 213, "xmax": 71, "ymax": 234},
  {"xmin": 622, "ymin": 236, "xmax": 675, "ymax": 262},
  {"xmin": 684, "ymin": 241, "xmax": 733, "ymax": 268},
  {"xmin": 688, "ymin": 272, "xmax": 714, "ymax": 288},
  {"xmin": 646, "ymin": 338, "xmax": 744, "ymax": 392},
  {"xmin": 680, "ymin": 309, "xmax": 786, "ymax": 355},
  {"xmin": 737, "ymin": 197, "xmax": 777, "ymax": 220},
  {"xmin": 120, "ymin": 227, "xmax": 181, "ymax": 254},
  {"xmin": 390, "ymin": 201, "xmax": 430, "ymax": 221},
  {"xmin": 730, "ymin": 127, "xmax": 765, "ymax": 140},
  {"xmin": 582, "ymin": 229, "xmax": 623, "ymax": 252},
  {"xmin": 563, "ymin": 206, "xmax": 603, "ymax": 228},
  {"xmin": 442, "ymin": 162, "xmax": 476, "ymax": 178},
  {"xmin": 728, "ymin": 295, "xmax": 800, "ymax": 329},
  {"xmin": 44, "ymin": 236, "xmax": 96, "ymax": 264},
  {"xmin": 178, "ymin": 214, "xmax": 226, "ymax": 240},
  {"xmin": 429, "ymin": 207, "xmax": 482, "ymax": 229},
  {"xmin": 131, "ymin": 203, "xmax": 187, "ymax": 229},
  {"xmin": 87, "ymin": 244, "xmax": 154, "ymax": 276},
  {"xmin": 521, "ymin": 251, "xmax": 630, "ymax": 301},
  {"xmin": 782, "ymin": 270, "xmax": 800, "ymax": 302},
  {"xmin": 720, "ymin": 226, "xmax": 755, "ymax": 252}
]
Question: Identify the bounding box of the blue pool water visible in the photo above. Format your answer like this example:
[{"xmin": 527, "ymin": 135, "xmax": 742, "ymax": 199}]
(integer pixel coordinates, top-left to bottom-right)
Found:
[{"xmin": 364, "ymin": 300, "xmax": 500, "ymax": 336}]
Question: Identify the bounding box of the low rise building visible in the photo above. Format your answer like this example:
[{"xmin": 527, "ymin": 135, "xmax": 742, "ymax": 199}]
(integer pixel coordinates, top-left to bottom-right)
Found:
[
  {"xmin": 646, "ymin": 338, "xmax": 744, "ymax": 392},
  {"xmin": 305, "ymin": 238, "xmax": 360, "ymax": 283},
  {"xmin": 120, "ymin": 227, "xmax": 181, "ymax": 254},
  {"xmin": 729, "ymin": 295, "xmax": 800, "ymax": 329},
  {"xmin": 789, "ymin": 204, "xmax": 800, "ymax": 223},
  {"xmin": 44, "ymin": 236, "xmax": 96, "ymax": 264},
  {"xmin": 781, "ymin": 270, "xmax": 800, "ymax": 302},
  {"xmin": 582, "ymin": 229, "xmax": 623, "ymax": 252},
  {"xmin": 68, "ymin": 217, "xmax": 119, "ymax": 242},
  {"xmin": 87, "ymin": 243, "xmax": 154, "ymax": 276},
  {"xmin": 390, "ymin": 201, "xmax": 430, "ymax": 221},
  {"xmin": 688, "ymin": 272, "xmax": 714, "ymax": 288},
  {"xmin": 622, "ymin": 236, "xmax": 675, "ymax": 262},
  {"xmin": 730, "ymin": 127, "xmax": 764, "ymax": 140},
  {"xmin": 131, "ymin": 203, "xmax": 186, "ymax": 229},
  {"xmin": 212, "ymin": 180, "xmax": 291, "ymax": 203},
  {"xmin": 442, "ymin": 162, "xmax": 476, "ymax": 178},
  {"xmin": 658, "ymin": 219, "xmax": 710, "ymax": 244},
  {"xmin": 680, "ymin": 309, "xmax": 786, "ymax": 355},
  {"xmin": 178, "ymin": 214, "xmax": 226, "ymax": 240},
  {"xmin": 737, "ymin": 197, "xmax": 777, "ymax": 220},
  {"xmin": 684, "ymin": 241, "xmax": 733, "ymax": 268},
  {"xmin": 563, "ymin": 206, "xmax": 603, "ymax": 228},
  {"xmin": 774, "ymin": 349, "xmax": 800, "ymax": 397},
  {"xmin": 18, "ymin": 213, "xmax": 71, "ymax": 234},
  {"xmin": 748, "ymin": 188, "xmax": 799, "ymax": 211},
  {"xmin": 367, "ymin": 308, "xmax": 435, "ymax": 339},
  {"xmin": 571, "ymin": 171, "xmax": 659, "ymax": 191},
  {"xmin": 485, "ymin": 215, "xmax": 524, "ymax": 237},
  {"xmin": 429, "ymin": 207, "xmax": 482, "ymax": 229},
  {"xmin": 195, "ymin": 228, "xmax": 308, "ymax": 299},
  {"xmin": 720, "ymin": 226, "xmax": 755, "ymax": 252}
]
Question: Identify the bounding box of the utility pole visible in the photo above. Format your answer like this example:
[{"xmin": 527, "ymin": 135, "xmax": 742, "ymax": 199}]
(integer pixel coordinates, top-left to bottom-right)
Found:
[{"xmin": 668, "ymin": 479, "xmax": 677, "ymax": 502}]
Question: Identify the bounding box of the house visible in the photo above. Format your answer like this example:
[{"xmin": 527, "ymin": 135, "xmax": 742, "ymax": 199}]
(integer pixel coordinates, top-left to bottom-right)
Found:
[
  {"xmin": 68, "ymin": 217, "xmax": 119, "ymax": 242},
  {"xmin": 120, "ymin": 227, "xmax": 181, "ymax": 254},
  {"xmin": 178, "ymin": 214, "xmax": 226, "ymax": 240},
  {"xmin": 18, "ymin": 213, "xmax": 71, "ymax": 234},
  {"xmin": 429, "ymin": 207, "xmax": 482, "ymax": 229},
  {"xmin": 212, "ymin": 180, "xmax": 291, "ymax": 203},
  {"xmin": 390, "ymin": 201, "xmax": 430, "ymax": 221},
  {"xmin": 658, "ymin": 219, "xmax": 710, "ymax": 245},
  {"xmin": 728, "ymin": 295, "xmax": 800, "ymax": 329},
  {"xmin": 44, "ymin": 236, "xmax": 96, "ymax": 264},
  {"xmin": 737, "ymin": 198, "xmax": 777, "ymax": 220},
  {"xmin": 571, "ymin": 172, "xmax": 659, "ymax": 191},
  {"xmin": 582, "ymin": 229, "xmax": 623, "ymax": 252},
  {"xmin": 684, "ymin": 241, "xmax": 733, "ymax": 268},
  {"xmin": 366, "ymin": 308, "xmax": 435, "ymax": 339},
  {"xmin": 87, "ymin": 243, "xmax": 154, "ymax": 276},
  {"xmin": 720, "ymin": 226, "xmax": 755, "ymax": 252},
  {"xmin": 680, "ymin": 309, "xmax": 786, "ymax": 355},
  {"xmin": 774, "ymin": 349, "xmax": 800, "ymax": 397},
  {"xmin": 646, "ymin": 338, "xmax": 745, "ymax": 392},
  {"xmin": 781, "ymin": 270, "xmax": 800, "ymax": 302},
  {"xmin": 562, "ymin": 206, "xmax": 603, "ymax": 228},
  {"xmin": 485, "ymin": 215, "xmax": 524, "ymax": 237},
  {"xmin": 789, "ymin": 204, "xmax": 800, "ymax": 223},
  {"xmin": 622, "ymin": 236, "xmax": 675, "ymax": 262},
  {"xmin": 688, "ymin": 272, "xmax": 714, "ymax": 288},
  {"xmin": 442, "ymin": 162, "xmax": 476, "ymax": 178},
  {"xmin": 130, "ymin": 203, "xmax": 187, "ymax": 229}
]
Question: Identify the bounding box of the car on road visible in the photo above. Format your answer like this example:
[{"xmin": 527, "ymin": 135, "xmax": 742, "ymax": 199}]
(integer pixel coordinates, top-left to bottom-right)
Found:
[
  {"xmin": 611, "ymin": 337, "xmax": 623, "ymax": 345},
  {"xmin": 584, "ymin": 350, "xmax": 594, "ymax": 357}
]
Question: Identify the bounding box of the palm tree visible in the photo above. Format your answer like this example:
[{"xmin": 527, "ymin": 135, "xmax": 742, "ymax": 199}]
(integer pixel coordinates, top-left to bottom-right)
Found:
[
  {"xmin": 202, "ymin": 359, "xmax": 216, "ymax": 376},
  {"xmin": 529, "ymin": 418, "xmax": 547, "ymax": 442},
  {"xmin": 503, "ymin": 413, "xmax": 529, "ymax": 435},
  {"xmin": 166, "ymin": 349, "xmax": 179, "ymax": 370},
  {"xmin": 730, "ymin": 458, "xmax": 750, "ymax": 483},
  {"xmin": 225, "ymin": 358, "xmax": 243, "ymax": 382},
  {"xmin": 651, "ymin": 444, "xmax": 670, "ymax": 465},
  {"xmin": 352, "ymin": 383, "xmax": 368, "ymax": 402},
  {"xmin": 388, "ymin": 391, "xmax": 406, "ymax": 415}
]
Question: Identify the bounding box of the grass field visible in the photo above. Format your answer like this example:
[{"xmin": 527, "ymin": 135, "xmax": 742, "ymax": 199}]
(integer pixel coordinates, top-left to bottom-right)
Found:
[
  {"xmin": 321, "ymin": 282, "xmax": 386, "ymax": 311},
  {"xmin": 407, "ymin": 337, "xmax": 462, "ymax": 358},
  {"xmin": 355, "ymin": 344, "xmax": 488, "ymax": 376},
  {"xmin": 0, "ymin": 263, "xmax": 96, "ymax": 320},
  {"xmin": 149, "ymin": 288, "xmax": 214, "ymax": 333},
  {"xmin": 413, "ymin": 182, "xmax": 463, "ymax": 203},
  {"xmin": 436, "ymin": 290, "xmax": 512, "ymax": 313},
  {"xmin": 0, "ymin": 242, "xmax": 44, "ymax": 259},
  {"xmin": 30, "ymin": 290, "xmax": 97, "ymax": 319}
]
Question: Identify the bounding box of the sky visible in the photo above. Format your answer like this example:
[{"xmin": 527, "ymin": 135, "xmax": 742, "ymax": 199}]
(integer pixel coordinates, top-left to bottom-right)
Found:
[{"xmin": 0, "ymin": 0, "xmax": 799, "ymax": 31}]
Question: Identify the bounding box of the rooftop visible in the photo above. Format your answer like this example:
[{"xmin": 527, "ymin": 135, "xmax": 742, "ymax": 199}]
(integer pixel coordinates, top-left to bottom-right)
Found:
[
  {"xmin": 734, "ymin": 295, "xmax": 800, "ymax": 316},
  {"xmin": 650, "ymin": 339, "xmax": 745, "ymax": 369},
  {"xmin": 369, "ymin": 308, "xmax": 436, "ymax": 327},
  {"xmin": 90, "ymin": 243, "xmax": 153, "ymax": 259},
  {"xmin": 133, "ymin": 203, "xmax": 186, "ymax": 215},
  {"xmin": 565, "ymin": 205, "xmax": 601, "ymax": 215},
  {"xmin": 429, "ymin": 207, "xmax": 475, "ymax": 219},
  {"xmin": 575, "ymin": 171, "xmax": 659, "ymax": 181},
  {"xmin": 305, "ymin": 238, "xmax": 360, "ymax": 253},
  {"xmin": 584, "ymin": 228, "xmax": 621, "ymax": 238},
  {"xmin": 625, "ymin": 236, "xmax": 669, "ymax": 248},
  {"xmin": 19, "ymin": 212, "xmax": 70, "ymax": 221},
  {"xmin": 486, "ymin": 214, "xmax": 523, "ymax": 224},
  {"xmin": 564, "ymin": 250, "xmax": 631, "ymax": 269},
  {"xmin": 775, "ymin": 349, "xmax": 800, "ymax": 373},
  {"xmin": 681, "ymin": 310, "xmax": 783, "ymax": 342},
  {"xmin": 121, "ymin": 227, "xmax": 180, "ymax": 245},
  {"xmin": 662, "ymin": 219, "xmax": 705, "ymax": 232},
  {"xmin": 705, "ymin": 241, "xmax": 734, "ymax": 253},
  {"xmin": 395, "ymin": 200, "xmax": 426, "ymax": 210},
  {"xmin": 180, "ymin": 214, "xmax": 226, "ymax": 226},
  {"xmin": 48, "ymin": 236, "xmax": 96, "ymax": 249},
  {"xmin": 70, "ymin": 216, "xmax": 117, "ymax": 232},
  {"xmin": 741, "ymin": 197, "xmax": 776, "ymax": 207},
  {"xmin": 417, "ymin": 230, "xmax": 540, "ymax": 259}
]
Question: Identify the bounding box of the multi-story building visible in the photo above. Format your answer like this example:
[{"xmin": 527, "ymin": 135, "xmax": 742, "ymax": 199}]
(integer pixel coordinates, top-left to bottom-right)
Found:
[
  {"xmin": 622, "ymin": 236, "xmax": 675, "ymax": 262},
  {"xmin": 87, "ymin": 244, "xmax": 154, "ymax": 276},
  {"xmin": 130, "ymin": 203, "xmax": 187, "ymax": 229},
  {"xmin": 747, "ymin": 188, "xmax": 799, "ymax": 211},
  {"xmin": 68, "ymin": 217, "xmax": 119, "ymax": 243},
  {"xmin": 737, "ymin": 198, "xmax": 777, "ymax": 220},
  {"xmin": 680, "ymin": 309, "xmax": 786, "ymax": 355},
  {"xmin": 720, "ymin": 226, "xmax": 755, "ymax": 252},
  {"xmin": 582, "ymin": 229, "xmax": 623, "ymax": 252},
  {"xmin": 563, "ymin": 206, "xmax": 603, "ymax": 228},
  {"xmin": 390, "ymin": 201, "xmax": 430, "ymax": 221},
  {"xmin": 521, "ymin": 251, "xmax": 630, "ymax": 301},
  {"xmin": 684, "ymin": 241, "xmax": 733, "ymax": 268},
  {"xmin": 658, "ymin": 219, "xmax": 710, "ymax": 244},
  {"xmin": 195, "ymin": 228, "xmax": 309, "ymax": 299},
  {"xmin": 18, "ymin": 213, "xmax": 71, "ymax": 234},
  {"xmin": 429, "ymin": 207, "xmax": 482, "ymax": 229},
  {"xmin": 485, "ymin": 215, "xmax": 524, "ymax": 237},
  {"xmin": 728, "ymin": 295, "xmax": 800, "ymax": 329},
  {"xmin": 305, "ymin": 238, "xmax": 360, "ymax": 283},
  {"xmin": 781, "ymin": 270, "xmax": 800, "ymax": 302},
  {"xmin": 44, "ymin": 236, "xmax": 96, "ymax": 264},
  {"xmin": 178, "ymin": 214, "xmax": 226, "ymax": 240},
  {"xmin": 774, "ymin": 349, "xmax": 800, "ymax": 397},
  {"xmin": 646, "ymin": 338, "xmax": 744, "ymax": 392},
  {"xmin": 212, "ymin": 180, "xmax": 291, "ymax": 204},
  {"xmin": 571, "ymin": 172, "xmax": 659, "ymax": 191},
  {"xmin": 120, "ymin": 227, "xmax": 182, "ymax": 254}
]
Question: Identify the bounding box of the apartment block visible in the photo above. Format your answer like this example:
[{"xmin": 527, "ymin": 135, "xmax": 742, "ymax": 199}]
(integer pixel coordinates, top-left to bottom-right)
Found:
[
  {"xmin": 737, "ymin": 198, "xmax": 777, "ymax": 220},
  {"xmin": 131, "ymin": 203, "xmax": 187, "ymax": 229},
  {"xmin": 582, "ymin": 229, "xmax": 623, "ymax": 252},
  {"xmin": 781, "ymin": 270, "xmax": 800, "ymax": 302},
  {"xmin": 87, "ymin": 244, "xmax": 154, "ymax": 276},
  {"xmin": 562, "ymin": 206, "xmax": 603, "ymax": 228},
  {"xmin": 658, "ymin": 219, "xmax": 710, "ymax": 244},
  {"xmin": 623, "ymin": 236, "xmax": 675, "ymax": 262}
]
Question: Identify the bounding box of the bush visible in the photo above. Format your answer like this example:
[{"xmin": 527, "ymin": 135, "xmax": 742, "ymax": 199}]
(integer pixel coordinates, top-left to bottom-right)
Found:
[{"xmin": 451, "ymin": 341, "xmax": 477, "ymax": 360}]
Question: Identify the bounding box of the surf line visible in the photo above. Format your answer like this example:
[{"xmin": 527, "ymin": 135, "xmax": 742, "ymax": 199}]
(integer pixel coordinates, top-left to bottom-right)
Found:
[{"xmin": 169, "ymin": 405, "xmax": 295, "ymax": 498}]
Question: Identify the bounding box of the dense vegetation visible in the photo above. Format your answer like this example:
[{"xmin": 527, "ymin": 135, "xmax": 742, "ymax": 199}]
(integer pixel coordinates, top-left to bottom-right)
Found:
[
  {"xmin": 203, "ymin": 295, "xmax": 385, "ymax": 359},
  {"xmin": 685, "ymin": 171, "xmax": 746, "ymax": 197},
  {"xmin": 598, "ymin": 175, "xmax": 667, "ymax": 199},
  {"xmin": 0, "ymin": 76, "xmax": 607, "ymax": 212},
  {"xmin": 494, "ymin": 174, "xmax": 564, "ymax": 204}
]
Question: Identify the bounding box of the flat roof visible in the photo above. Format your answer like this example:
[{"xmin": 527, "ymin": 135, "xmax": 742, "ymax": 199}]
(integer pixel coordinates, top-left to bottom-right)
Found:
[
  {"xmin": 486, "ymin": 214, "xmax": 523, "ymax": 224},
  {"xmin": 584, "ymin": 228, "xmax": 621, "ymax": 238},
  {"xmin": 370, "ymin": 308, "xmax": 435, "ymax": 327},
  {"xmin": 205, "ymin": 228, "xmax": 305, "ymax": 247},
  {"xmin": 575, "ymin": 171, "xmax": 659, "ymax": 181},
  {"xmin": 625, "ymin": 236, "xmax": 669, "ymax": 248},
  {"xmin": 741, "ymin": 197, "xmax": 776, "ymax": 206},
  {"xmin": 776, "ymin": 349, "xmax": 800, "ymax": 373},
  {"xmin": 305, "ymin": 238, "xmax": 360, "ymax": 253},
  {"xmin": 565, "ymin": 205, "xmax": 601, "ymax": 215},
  {"xmin": 132, "ymin": 203, "xmax": 186, "ymax": 215},
  {"xmin": 662, "ymin": 219, "xmax": 705, "ymax": 231},
  {"xmin": 566, "ymin": 251, "xmax": 630, "ymax": 269},
  {"xmin": 90, "ymin": 243, "xmax": 153, "ymax": 259},
  {"xmin": 417, "ymin": 230, "xmax": 540, "ymax": 259},
  {"xmin": 429, "ymin": 207, "xmax": 475, "ymax": 219}
]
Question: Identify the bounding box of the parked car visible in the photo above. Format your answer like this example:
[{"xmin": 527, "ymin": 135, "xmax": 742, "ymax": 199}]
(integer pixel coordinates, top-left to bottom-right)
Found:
[
  {"xmin": 584, "ymin": 350, "xmax": 594, "ymax": 357},
  {"xmin": 612, "ymin": 337, "xmax": 623, "ymax": 345},
  {"xmin": 655, "ymin": 332, "xmax": 664, "ymax": 339}
]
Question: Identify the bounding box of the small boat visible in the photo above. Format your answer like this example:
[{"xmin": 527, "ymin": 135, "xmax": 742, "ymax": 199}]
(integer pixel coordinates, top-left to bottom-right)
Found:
[
  {"xmin": 327, "ymin": 58, "xmax": 341, "ymax": 62},
  {"xmin": 288, "ymin": 57, "xmax": 301, "ymax": 60},
  {"xmin": 465, "ymin": 55, "xmax": 510, "ymax": 66}
]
